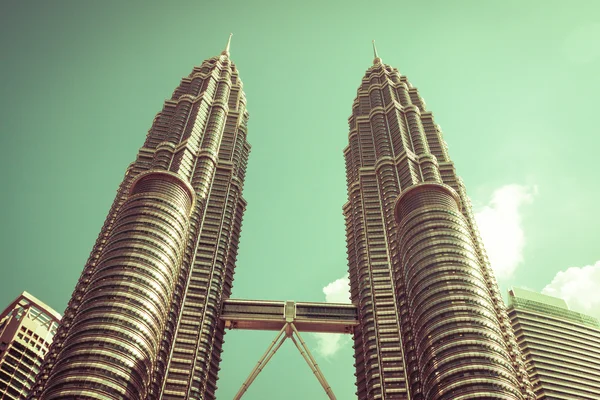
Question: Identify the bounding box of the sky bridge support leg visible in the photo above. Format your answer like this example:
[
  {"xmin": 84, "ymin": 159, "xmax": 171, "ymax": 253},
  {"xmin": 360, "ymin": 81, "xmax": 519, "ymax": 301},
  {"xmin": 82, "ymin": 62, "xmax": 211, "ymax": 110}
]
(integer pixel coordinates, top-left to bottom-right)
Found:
[
  {"xmin": 289, "ymin": 323, "xmax": 336, "ymax": 400},
  {"xmin": 233, "ymin": 322, "xmax": 337, "ymax": 400},
  {"xmin": 233, "ymin": 324, "xmax": 288, "ymax": 400}
]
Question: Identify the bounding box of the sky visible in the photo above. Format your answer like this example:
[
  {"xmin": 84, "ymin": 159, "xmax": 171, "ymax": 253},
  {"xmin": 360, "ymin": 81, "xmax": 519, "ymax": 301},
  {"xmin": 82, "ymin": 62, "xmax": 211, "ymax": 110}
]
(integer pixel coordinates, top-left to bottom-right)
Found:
[{"xmin": 1, "ymin": 1, "xmax": 599, "ymax": 398}]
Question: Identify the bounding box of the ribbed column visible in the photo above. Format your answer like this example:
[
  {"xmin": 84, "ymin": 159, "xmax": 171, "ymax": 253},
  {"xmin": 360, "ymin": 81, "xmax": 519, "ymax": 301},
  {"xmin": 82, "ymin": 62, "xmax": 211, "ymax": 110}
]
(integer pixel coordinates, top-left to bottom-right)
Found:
[
  {"xmin": 158, "ymin": 55, "xmax": 250, "ymax": 400},
  {"xmin": 418, "ymin": 154, "xmax": 442, "ymax": 184},
  {"xmin": 344, "ymin": 184, "xmax": 378, "ymax": 399},
  {"xmin": 404, "ymin": 105, "xmax": 442, "ymax": 184},
  {"xmin": 395, "ymin": 81, "xmax": 412, "ymax": 107},
  {"xmin": 394, "ymin": 183, "xmax": 524, "ymax": 400},
  {"xmin": 189, "ymin": 76, "xmax": 231, "ymax": 201},
  {"xmin": 372, "ymin": 111, "xmax": 393, "ymax": 159},
  {"xmin": 167, "ymin": 99, "xmax": 193, "ymax": 145},
  {"xmin": 153, "ymin": 142, "xmax": 176, "ymax": 170},
  {"xmin": 40, "ymin": 171, "xmax": 194, "ymax": 400}
]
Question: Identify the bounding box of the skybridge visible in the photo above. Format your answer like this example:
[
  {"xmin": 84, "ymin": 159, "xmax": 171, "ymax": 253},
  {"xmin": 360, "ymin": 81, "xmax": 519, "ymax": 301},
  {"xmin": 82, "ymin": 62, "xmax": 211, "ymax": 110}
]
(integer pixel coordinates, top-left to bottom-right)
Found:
[
  {"xmin": 221, "ymin": 299, "xmax": 358, "ymax": 334},
  {"xmin": 220, "ymin": 299, "xmax": 359, "ymax": 400}
]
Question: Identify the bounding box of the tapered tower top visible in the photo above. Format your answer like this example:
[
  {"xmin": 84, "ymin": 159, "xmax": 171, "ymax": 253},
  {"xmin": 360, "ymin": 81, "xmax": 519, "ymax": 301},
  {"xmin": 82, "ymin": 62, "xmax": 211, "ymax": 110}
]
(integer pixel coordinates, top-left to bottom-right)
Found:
[
  {"xmin": 372, "ymin": 40, "xmax": 382, "ymax": 65},
  {"xmin": 222, "ymin": 33, "xmax": 233, "ymax": 57}
]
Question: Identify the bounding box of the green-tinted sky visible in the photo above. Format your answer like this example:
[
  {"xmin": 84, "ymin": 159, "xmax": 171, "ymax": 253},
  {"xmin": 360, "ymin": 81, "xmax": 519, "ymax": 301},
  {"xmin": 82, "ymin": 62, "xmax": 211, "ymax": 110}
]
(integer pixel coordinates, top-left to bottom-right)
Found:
[{"xmin": 1, "ymin": 1, "xmax": 599, "ymax": 398}]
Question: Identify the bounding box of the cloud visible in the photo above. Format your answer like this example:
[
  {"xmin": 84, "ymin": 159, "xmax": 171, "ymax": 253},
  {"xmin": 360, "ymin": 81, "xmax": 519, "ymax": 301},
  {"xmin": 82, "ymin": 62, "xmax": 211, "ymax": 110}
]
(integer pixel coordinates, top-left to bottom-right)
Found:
[
  {"xmin": 312, "ymin": 275, "xmax": 351, "ymax": 358},
  {"xmin": 542, "ymin": 261, "xmax": 600, "ymax": 319},
  {"xmin": 322, "ymin": 275, "xmax": 351, "ymax": 304},
  {"xmin": 474, "ymin": 184, "xmax": 536, "ymax": 280}
]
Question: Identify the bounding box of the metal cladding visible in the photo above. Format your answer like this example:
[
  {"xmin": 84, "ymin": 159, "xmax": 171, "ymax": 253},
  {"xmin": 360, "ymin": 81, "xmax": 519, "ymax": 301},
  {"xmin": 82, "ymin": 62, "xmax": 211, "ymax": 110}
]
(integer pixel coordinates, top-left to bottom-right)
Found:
[
  {"xmin": 0, "ymin": 292, "xmax": 61, "ymax": 399},
  {"xmin": 23, "ymin": 40, "xmax": 550, "ymax": 399},
  {"xmin": 220, "ymin": 299, "xmax": 359, "ymax": 334},
  {"xmin": 507, "ymin": 288, "xmax": 600, "ymax": 399},
  {"xmin": 343, "ymin": 56, "xmax": 535, "ymax": 399},
  {"xmin": 30, "ymin": 43, "xmax": 250, "ymax": 400},
  {"xmin": 395, "ymin": 184, "xmax": 526, "ymax": 399},
  {"xmin": 40, "ymin": 172, "xmax": 195, "ymax": 399}
]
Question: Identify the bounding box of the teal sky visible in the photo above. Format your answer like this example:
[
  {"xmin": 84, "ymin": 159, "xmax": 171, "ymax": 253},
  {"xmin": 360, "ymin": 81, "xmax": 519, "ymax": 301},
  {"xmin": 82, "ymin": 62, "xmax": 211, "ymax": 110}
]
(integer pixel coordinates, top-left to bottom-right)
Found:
[{"xmin": 1, "ymin": 1, "xmax": 599, "ymax": 398}]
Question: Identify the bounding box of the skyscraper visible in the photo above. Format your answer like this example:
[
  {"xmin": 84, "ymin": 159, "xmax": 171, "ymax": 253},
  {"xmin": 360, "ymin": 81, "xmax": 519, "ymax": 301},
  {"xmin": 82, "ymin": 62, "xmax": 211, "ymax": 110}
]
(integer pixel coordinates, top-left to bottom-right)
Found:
[
  {"xmin": 343, "ymin": 43, "xmax": 534, "ymax": 399},
  {"xmin": 30, "ymin": 36, "xmax": 250, "ymax": 399},
  {"xmin": 0, "ymin": 292, "xmax": 60, "ymax": 399},
  {"xmin": 28, "ymin": 37, "xmax": 542, "ymax": 400},
  {"xmin": 508, "ymin": 288, "xmax": 600, "ymax": 399}
]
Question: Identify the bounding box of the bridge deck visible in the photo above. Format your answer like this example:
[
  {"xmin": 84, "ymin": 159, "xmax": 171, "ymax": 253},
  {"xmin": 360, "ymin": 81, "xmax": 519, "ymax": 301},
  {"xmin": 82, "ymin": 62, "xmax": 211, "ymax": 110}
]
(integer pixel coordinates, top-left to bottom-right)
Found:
[{"xmin": 221, "ymin": 299, "xmax": 358, "ymax": 334}]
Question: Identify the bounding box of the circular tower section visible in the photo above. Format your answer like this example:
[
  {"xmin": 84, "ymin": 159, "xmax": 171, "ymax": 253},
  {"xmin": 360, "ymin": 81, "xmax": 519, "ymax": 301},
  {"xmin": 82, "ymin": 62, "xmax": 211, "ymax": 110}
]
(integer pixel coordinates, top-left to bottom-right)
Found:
[
  {"xmin": 394, "ymin": 183, "xmax": 524, "ymax": 400},
  {"xmin": 40, "ymin": 171, "xmax": 194, "ymax": 399}
]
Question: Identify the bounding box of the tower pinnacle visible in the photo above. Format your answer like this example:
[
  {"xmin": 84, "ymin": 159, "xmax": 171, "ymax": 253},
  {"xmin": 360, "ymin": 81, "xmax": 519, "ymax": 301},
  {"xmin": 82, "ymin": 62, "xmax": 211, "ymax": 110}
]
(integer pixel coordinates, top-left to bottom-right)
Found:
[
  {"xmin": 372, "ymin": 40, "xmax": 382, "ymax": 64},
  {"xmin": 222, "ymin": 33, "xmax": 233, "ymax": 56}
]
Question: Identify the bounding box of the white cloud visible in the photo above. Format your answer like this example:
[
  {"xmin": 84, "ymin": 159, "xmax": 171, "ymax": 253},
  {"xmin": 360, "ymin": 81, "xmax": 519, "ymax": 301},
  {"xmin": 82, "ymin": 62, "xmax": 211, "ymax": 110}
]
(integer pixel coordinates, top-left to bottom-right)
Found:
[
  {"xmin": 542, "ymin": 261, "xmax": 600, "ymax": 319},
  {"xmin": 322, "ymin": 275, "xmax": 351, "ymax": 304},
  {"xmin": 474, "ymin": 184, "xmax": 536, "ymax": 280},
  {"xmin": 313, "ymin": 275, "xmax": 351, "ymax": 358}
]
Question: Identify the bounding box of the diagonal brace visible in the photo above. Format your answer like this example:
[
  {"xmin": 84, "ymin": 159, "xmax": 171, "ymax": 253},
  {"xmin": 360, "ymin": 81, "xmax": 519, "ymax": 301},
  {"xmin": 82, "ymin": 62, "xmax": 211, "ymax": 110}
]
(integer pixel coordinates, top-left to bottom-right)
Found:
[
  {"xmin": 289, "ymin": 324, "xmax": 336, "ymax": 400},
  {"xmin": 233, "ymin": 323, "xmax": 289, "ymax": 400},
  {"xmin": 233, "ymin": 322, "xmax": 337, "ymax": 400}
]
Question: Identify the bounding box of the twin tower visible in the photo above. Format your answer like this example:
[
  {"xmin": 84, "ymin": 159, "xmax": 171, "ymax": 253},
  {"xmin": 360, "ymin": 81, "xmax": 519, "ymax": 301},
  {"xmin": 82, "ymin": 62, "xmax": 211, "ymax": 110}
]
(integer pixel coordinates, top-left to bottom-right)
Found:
[{"xmin": 29, "ymin": 38, "xmax": 535, "ymax": 400}]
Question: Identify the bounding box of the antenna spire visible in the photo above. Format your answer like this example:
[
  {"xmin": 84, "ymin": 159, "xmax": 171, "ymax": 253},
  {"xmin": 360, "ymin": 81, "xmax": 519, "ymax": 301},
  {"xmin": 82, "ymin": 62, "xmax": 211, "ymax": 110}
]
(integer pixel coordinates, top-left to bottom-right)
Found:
[
  {"xmin": 372, "ymin": 40, "xmax": 382, "ymax": 64},
  {"xmin": 222, "ymin": 33, "xmax": 233, "ymax": 56}
]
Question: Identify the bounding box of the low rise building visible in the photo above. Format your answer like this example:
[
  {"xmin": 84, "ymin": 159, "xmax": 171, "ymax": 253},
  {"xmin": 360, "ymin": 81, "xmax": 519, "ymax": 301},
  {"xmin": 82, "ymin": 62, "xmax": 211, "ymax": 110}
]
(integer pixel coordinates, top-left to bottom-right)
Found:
[{"xmin": 0, "ymin": 292, "xmax": 60, "ymax": 399}]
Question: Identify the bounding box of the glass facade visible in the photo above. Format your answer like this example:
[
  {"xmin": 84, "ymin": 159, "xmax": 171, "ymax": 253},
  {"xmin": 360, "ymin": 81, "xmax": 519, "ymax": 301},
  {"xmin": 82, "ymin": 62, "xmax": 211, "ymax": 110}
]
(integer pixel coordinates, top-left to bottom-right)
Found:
[
  {"xmin": 23, "ymin": 41, "xmax": 559, "ymax": 400},
  {"xmin": 344, "ymin": 54, "xmax": 535, "ymax": 399},
  {"xmin": 508, "ymin": 288, "xmax": 600, "ymax": 399},
  {"xmin": 29, "ymin": 40, "xmax": 251, "ymax": 400}
]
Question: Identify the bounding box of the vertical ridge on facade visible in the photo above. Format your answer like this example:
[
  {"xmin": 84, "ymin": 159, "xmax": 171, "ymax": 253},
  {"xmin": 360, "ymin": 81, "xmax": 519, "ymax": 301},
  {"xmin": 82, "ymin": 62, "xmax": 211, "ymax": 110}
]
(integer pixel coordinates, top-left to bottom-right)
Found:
[
  {"xmin": 344, "ymin": 54, "xmax": 535, "ymax": 399},
  {"xmin": 29, "ymin": 43, "xmax": 250, "ymax": 400}
]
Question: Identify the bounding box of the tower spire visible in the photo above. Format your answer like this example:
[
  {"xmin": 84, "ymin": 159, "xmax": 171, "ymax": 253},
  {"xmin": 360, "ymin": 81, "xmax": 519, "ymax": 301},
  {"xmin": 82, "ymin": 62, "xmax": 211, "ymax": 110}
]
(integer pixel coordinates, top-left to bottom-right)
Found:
[
  {"xmin": 222, "ymin": 33, "xmax": 233, "ymax": 56},
  {"xmin": 372, "ymin": 40, "xmax": 382, "ymax": 64}
]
